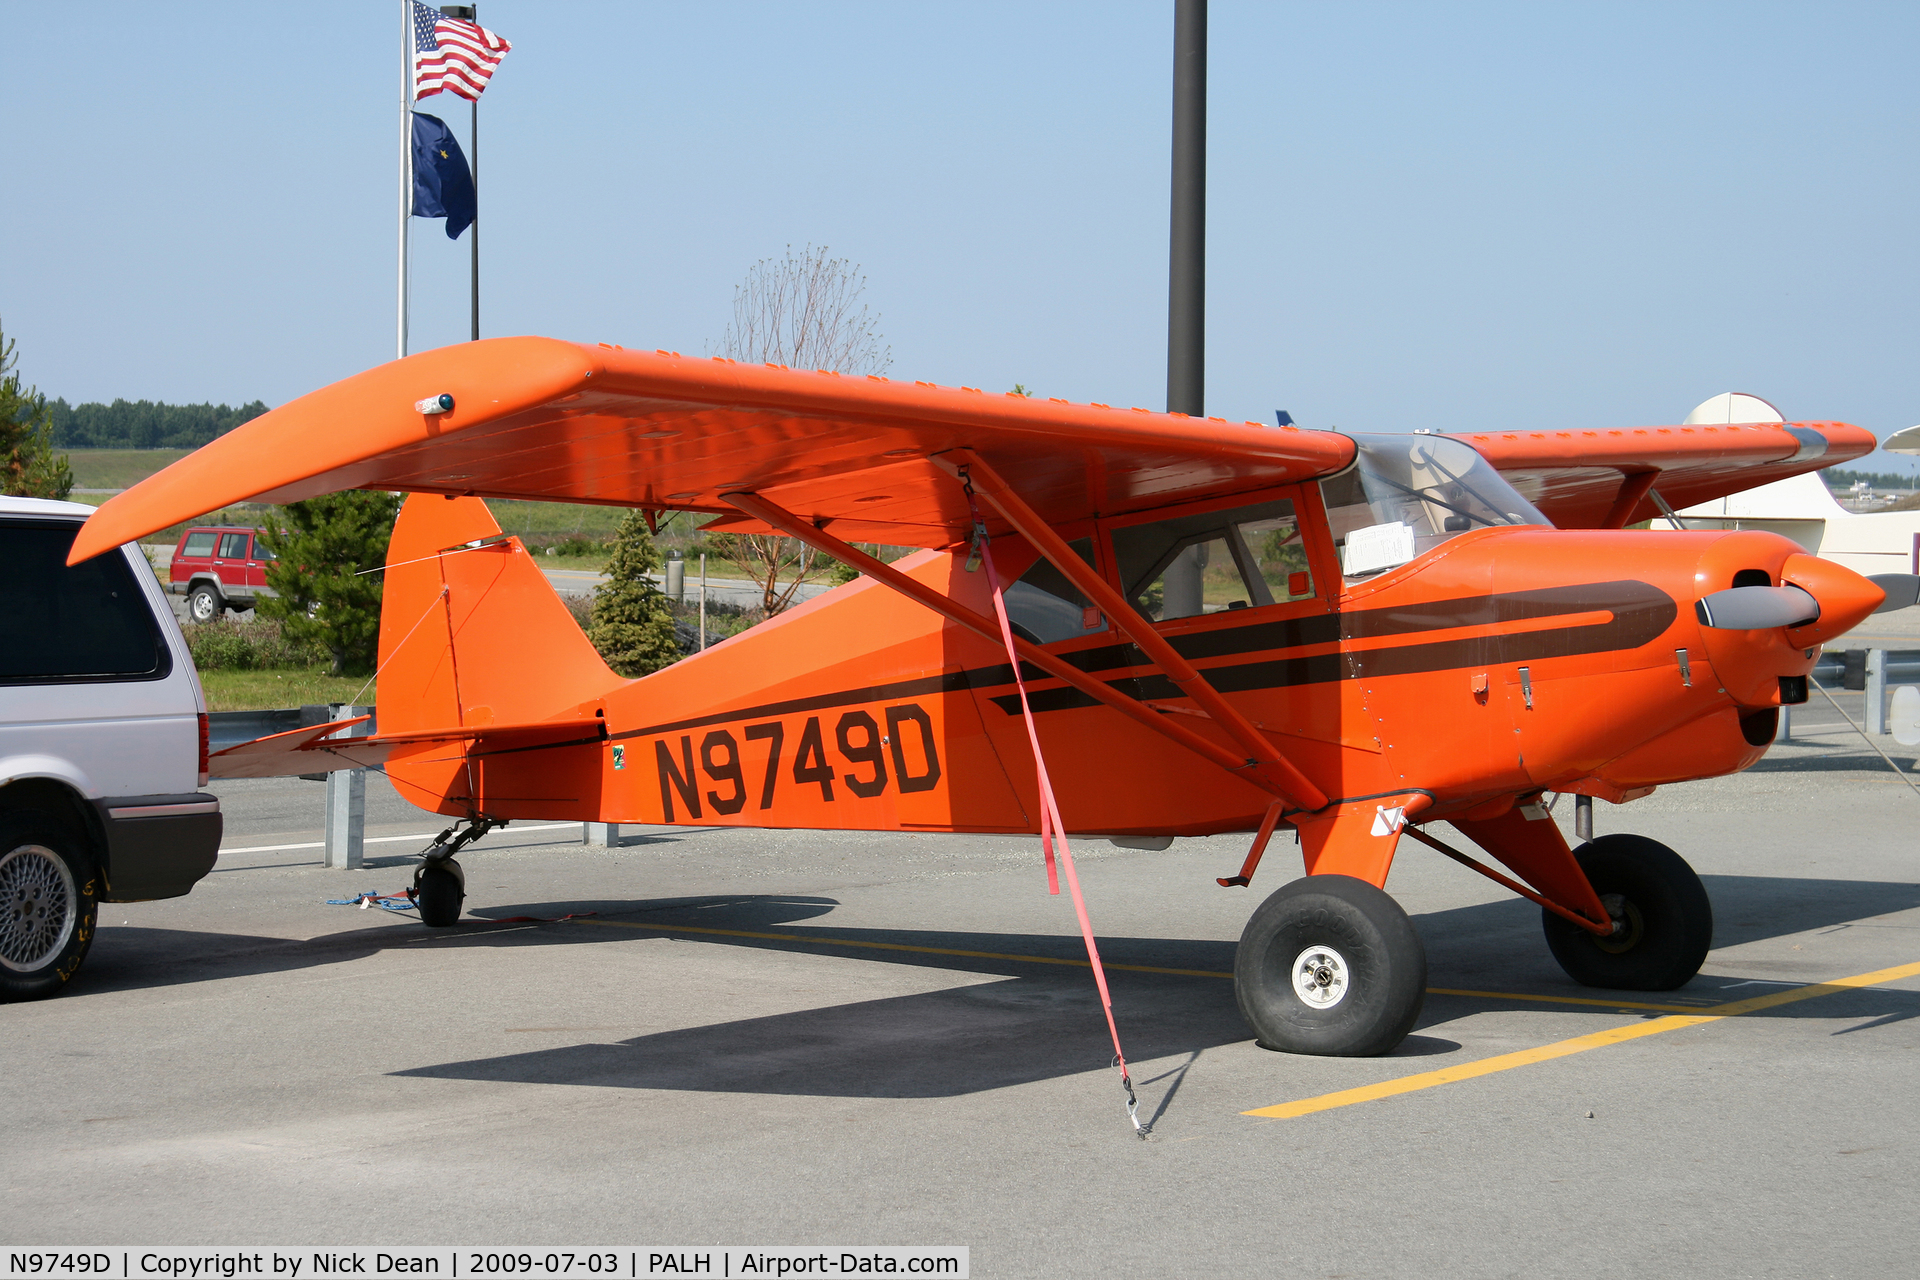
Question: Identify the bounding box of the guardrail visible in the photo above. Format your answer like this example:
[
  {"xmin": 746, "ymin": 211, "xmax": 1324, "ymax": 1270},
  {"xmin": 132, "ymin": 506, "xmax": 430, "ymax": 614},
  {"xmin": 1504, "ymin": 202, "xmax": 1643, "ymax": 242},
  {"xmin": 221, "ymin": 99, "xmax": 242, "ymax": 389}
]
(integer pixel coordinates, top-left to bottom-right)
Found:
[
  {"xmin": 207, "ymin": 706, "xmax": 378, "ymax": 751},
  {"xmin": 1789, "ymin": 648, "xmax": 1919, "ymax": 742}
]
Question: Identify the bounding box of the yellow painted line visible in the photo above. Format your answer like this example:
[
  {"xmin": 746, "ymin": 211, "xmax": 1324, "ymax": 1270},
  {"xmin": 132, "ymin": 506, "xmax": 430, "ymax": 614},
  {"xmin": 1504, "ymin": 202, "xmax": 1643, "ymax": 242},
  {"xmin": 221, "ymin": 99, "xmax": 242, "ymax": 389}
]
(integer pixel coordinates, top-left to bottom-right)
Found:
[
  {"xmin": 573, "ymin": 917, "xmax": 1231, "ymax": 980},
  {"xmin": 1244, "ymin": 959, "xmax": 1920, "ymax": 1120},
  {"xmin": 1426, "ymin": 987, "xmax": 1718, "ymax": 1015}
]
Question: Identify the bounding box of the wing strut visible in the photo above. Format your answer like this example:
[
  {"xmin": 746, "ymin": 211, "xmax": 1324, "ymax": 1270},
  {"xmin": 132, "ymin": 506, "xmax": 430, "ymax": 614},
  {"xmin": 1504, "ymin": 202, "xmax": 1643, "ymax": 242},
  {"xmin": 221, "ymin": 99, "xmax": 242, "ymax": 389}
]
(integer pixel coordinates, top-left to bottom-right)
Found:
[
  {"xmin": 721, "ymin": 489, "xmax": 1297, "ymax": 799},
  {"xmin": 931, "ymin": 449, "xmax": 1329, "ymax": 813}
]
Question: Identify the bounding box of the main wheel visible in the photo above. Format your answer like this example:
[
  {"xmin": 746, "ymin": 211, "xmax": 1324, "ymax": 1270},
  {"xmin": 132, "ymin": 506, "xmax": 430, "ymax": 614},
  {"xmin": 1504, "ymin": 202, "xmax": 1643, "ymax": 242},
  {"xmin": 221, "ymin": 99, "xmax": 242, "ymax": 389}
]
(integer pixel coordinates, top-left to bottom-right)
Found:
[
  {"xmin": 1543, "ymin": 834, "xmax": 1712, "ymax": 990},
  {"xmin": 0, "ymin": 812, "xmax": 100, "ymax": 1002},
  {"xmin": 1235, "ymin": 874, "xmax": 1427, "ymax": 1057},
  {"xmin": 412, "ymin": 859, "xmax": 465, "ymax": 927},
  {"xmin": 187, "ymin": 585, "xmax": 224, "ymax": 623}
]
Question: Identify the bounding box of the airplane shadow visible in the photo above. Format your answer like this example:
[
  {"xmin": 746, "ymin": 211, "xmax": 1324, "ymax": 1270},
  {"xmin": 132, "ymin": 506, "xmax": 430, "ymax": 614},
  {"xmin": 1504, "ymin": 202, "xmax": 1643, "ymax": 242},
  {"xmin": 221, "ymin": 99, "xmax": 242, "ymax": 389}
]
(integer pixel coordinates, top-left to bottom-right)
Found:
[
  {"xmin": 71, "ymin": 875, "xmax": 1920, "ymax": 1103},
  {"xmin": 386, "ymin": 873, "xmax": 1918, "ymax": 1100}
]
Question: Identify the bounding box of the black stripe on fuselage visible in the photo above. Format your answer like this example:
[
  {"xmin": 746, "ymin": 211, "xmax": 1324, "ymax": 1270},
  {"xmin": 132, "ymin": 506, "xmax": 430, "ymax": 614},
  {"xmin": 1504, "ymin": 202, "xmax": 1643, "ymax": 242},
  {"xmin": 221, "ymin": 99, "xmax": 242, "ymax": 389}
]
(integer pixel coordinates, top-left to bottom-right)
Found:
[{"xmin": 613, "ymin": 580, "xmax": 1678, "ymax": 739}]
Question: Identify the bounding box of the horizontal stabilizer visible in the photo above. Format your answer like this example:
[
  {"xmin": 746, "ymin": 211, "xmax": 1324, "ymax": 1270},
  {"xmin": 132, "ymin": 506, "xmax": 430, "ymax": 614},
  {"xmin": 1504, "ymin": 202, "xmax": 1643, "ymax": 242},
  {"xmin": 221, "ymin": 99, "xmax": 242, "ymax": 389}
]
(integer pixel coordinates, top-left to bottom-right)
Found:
[{"xmin": 208, "ymin": 715, "xmax": 605, "ymax": 780}]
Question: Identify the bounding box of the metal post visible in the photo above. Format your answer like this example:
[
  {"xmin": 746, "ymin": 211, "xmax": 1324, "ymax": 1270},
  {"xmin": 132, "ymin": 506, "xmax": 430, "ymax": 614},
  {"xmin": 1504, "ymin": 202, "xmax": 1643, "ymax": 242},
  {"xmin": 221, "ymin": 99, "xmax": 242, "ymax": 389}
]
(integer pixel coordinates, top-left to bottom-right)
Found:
[
  {"xmin": 698, "ymin": 552, "xmax": 707, "ymax": 650},
  {"xmin": 582, "ymin": 822, "xmax": 621, "ymax": 847},
  {"xmin": 324, "ymin": 704, "xmax": 370, "ymax": 870},
  {"xmin": 1167, "ymin": 0, "xmax": 1207, "ymax": 418},
  {"xmin": 1779, "ymin": 703, "xmax": 1792, "ymax": 742},
  {"xmin": 1868, "ymin": 648, "xmax": 1888, "ymax": 735},
  {"xmin": 665, "ymin": 551, "xmax": 684, "ymax": 602},
  {"xmin": 398, "ymin": 0, "xmax": 413, "ymax": 360},
  {"xmin": 470, "ymin": 93, "xmax": 479, "ymax": 341},
  {"xmin": 433, "ymin": 5, "xmax": 481, "ymax": 343},
  {"xmin": 1574, "ymin": 794, "xmax": 1593, "ymax": 843}
]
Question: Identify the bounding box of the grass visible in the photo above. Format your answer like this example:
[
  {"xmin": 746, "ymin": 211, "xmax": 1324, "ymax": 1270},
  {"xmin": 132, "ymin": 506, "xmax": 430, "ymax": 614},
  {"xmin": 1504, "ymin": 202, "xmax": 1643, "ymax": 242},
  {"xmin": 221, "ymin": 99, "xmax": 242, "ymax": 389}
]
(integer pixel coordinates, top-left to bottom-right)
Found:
[
  {"xmin": 198, "ymin": 669, "xmax": 376, "ymax": 712},
  {"xmin": 64, "ymin": 448, "xmax": 194, "ymax": 490}
]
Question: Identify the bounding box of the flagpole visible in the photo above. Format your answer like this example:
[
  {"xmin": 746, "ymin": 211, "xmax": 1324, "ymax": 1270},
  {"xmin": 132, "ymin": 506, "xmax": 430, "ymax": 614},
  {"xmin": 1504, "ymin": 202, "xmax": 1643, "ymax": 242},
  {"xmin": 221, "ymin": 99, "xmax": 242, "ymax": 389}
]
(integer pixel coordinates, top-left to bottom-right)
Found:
[
  {"xmin": 470, "ymin": 83, "xmax": 480, "ymax": 342},
  {"xmin": 397, "ymin": 0, "xmax": 412, "ymax": 360}
]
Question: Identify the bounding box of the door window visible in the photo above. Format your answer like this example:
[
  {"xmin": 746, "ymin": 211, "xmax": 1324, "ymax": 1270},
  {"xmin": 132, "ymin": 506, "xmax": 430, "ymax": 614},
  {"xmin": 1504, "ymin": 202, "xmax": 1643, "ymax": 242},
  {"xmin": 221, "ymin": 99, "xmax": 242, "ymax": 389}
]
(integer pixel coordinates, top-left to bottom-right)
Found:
[
  {"xmin": 1002, "ymin": 537, "xmax": 1106, "ymax": 644},
  {"xmin": 250, "ymin": 536, "xmax": 274, "ymax": 562},
  {"xmin": 218, "ymin": 532, "xmax": 250, "ymax": 559},
  {"xmin": 1111, "ymin": 498, "xmax": 1311, "ymax": 622}
]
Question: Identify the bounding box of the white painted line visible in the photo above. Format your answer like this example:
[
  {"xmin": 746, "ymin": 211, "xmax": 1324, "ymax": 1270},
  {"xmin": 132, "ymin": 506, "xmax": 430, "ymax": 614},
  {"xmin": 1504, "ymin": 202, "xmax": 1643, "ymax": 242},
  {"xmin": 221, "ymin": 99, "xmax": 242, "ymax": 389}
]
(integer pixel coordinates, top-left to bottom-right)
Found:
[{"xmin": 219, "ymin": 822, "xmax": 585, "ymax": 856}]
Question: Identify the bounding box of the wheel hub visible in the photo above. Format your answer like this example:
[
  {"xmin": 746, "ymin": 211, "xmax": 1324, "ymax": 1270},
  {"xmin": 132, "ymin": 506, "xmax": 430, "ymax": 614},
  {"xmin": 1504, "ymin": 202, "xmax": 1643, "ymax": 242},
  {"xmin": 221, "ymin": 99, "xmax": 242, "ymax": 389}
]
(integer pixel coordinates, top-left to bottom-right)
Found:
[
  {"xmin": 1593, "ymin": 892, "xmax": 1645, "ymax": 955},
  {"xmin": 0, "ymin": 845, "xmax": 77, "ymax": 972},
  {"xmin": 1290, "ymin": 944, "xmax": 1351, "ymax": 1009}
]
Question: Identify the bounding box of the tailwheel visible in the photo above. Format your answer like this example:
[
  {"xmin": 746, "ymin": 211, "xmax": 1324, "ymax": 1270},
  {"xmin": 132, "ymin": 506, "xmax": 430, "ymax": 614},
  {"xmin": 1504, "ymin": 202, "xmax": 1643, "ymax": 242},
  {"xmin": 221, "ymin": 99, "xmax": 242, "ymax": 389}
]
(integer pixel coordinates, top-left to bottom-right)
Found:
[
  {"xmin": 411, "ymin": 859, "xmax": 466, "ymax": 927},
  {"xmin": 407, "ymin": 815, "xmax": 502, "ymax": 928},
  {"xmin": 1543, "ymin": 834, "xmax": 1713, "ymax": 990},
  {"xmin": 1235, "ymin": 874, "xmax": 1427, "ymax": 1057}
]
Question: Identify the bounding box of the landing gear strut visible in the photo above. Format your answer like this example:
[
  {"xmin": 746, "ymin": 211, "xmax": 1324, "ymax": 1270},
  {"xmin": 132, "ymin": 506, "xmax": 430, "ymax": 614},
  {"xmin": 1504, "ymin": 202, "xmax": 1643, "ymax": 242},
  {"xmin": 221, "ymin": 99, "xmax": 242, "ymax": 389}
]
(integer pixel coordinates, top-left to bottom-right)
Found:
[{"xmin": 409, "ymin": 816, "xmax": 505, "ymax": 927}]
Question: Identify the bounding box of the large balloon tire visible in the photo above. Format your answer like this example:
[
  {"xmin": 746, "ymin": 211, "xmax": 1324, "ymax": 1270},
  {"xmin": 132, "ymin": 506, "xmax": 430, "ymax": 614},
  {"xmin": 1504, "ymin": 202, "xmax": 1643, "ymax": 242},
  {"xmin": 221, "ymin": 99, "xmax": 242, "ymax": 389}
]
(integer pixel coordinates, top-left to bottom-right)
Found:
[
  {"xmin": 1543, "ymin": 834, "xmax": 1713, "ymax": 991},
  {"xmin": 413, "ymin": 861, "xmax": 466, "ymax": 928},
  {"xmin": 1235, "ymin": 874, "xmax": 1427, "ymax": 1057},
  {"xmin": 0, "ymin": 812, "xmax": 100, "ymax": 1002}
]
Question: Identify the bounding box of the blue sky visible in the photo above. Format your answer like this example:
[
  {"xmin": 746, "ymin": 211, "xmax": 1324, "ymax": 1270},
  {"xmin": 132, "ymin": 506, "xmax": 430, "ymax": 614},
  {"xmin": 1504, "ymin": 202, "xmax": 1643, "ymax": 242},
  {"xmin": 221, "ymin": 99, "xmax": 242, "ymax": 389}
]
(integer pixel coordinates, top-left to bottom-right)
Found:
[{"xmin": 4, "ymin": 2, "xmax": 1917, "ymax": 467}]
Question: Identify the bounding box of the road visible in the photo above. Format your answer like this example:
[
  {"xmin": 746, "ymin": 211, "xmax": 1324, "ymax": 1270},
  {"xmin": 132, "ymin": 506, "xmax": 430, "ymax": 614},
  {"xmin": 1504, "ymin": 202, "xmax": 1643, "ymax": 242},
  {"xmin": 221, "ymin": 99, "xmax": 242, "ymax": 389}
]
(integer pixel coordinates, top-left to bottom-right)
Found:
[
  {"xmin": 4, "ymin": 718, "xmax": 1917, "ymax": 1272},
  {"xmin": 143, "ymin": 542, "xmax": 832, "ymax": 622}
]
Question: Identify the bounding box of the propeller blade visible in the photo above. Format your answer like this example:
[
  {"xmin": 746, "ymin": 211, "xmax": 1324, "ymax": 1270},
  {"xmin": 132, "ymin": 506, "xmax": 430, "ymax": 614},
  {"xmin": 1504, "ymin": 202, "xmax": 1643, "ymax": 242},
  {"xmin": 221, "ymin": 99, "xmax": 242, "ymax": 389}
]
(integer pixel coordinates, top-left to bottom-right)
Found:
[
  {"xmin": 1695, "ymin": 584, "xmax": 1819, "ymax": 630},
  {"xmin": 1868, "ymin": 574, "xmax": 1920, "ymax": 613}
]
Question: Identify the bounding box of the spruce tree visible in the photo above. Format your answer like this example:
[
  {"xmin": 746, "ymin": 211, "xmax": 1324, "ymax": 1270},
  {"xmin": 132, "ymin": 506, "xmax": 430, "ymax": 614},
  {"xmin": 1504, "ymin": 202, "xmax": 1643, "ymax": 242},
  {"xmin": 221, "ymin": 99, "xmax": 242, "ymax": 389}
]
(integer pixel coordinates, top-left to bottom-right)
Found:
[
  {"xmin": 257, "ymin": 491, "xmax": 402, "ymax": 676},
  {"xmin": 588, "ymin": 510, "xmax": 681, "ymax": 677},
  {"xmin": 0, "ymin": 321, "xmax": 74, "ymax": 500}
]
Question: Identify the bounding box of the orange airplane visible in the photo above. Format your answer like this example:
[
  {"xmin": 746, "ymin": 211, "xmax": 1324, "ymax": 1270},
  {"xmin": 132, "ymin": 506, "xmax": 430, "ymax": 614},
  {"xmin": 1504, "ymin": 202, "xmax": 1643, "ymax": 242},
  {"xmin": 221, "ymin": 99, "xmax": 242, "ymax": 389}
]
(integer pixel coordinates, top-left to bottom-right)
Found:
[{"xmin": 72, "ymin": 338, "xmax": 1911, "ymax": 1058}]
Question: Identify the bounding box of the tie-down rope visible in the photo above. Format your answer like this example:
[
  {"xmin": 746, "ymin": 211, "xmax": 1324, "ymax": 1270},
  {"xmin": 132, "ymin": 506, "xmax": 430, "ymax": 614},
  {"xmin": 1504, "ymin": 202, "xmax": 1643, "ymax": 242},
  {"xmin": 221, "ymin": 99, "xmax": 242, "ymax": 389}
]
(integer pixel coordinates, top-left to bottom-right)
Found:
[{"xmin": 962, "ymin": 468, "xmax": 1150, "ymax": 1139}]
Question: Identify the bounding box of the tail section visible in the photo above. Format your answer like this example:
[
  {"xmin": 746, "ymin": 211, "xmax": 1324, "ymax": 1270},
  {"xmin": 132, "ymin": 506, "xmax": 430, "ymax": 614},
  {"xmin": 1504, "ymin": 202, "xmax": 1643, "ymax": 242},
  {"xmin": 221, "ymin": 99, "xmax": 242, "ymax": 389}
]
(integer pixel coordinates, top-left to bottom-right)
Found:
[{"xmin": 378, "ymin": 494, "xmax": 624, "ymax": 815}]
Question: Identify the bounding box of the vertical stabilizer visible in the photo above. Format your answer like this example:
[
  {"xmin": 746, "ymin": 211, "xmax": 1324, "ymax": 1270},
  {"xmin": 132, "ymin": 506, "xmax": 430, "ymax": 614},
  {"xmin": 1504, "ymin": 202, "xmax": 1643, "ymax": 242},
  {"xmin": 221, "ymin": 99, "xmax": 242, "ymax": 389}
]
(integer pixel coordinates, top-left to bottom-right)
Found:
[{"xmin": 377, "ymin": 494, "xmax": 622, "ymax": 737}]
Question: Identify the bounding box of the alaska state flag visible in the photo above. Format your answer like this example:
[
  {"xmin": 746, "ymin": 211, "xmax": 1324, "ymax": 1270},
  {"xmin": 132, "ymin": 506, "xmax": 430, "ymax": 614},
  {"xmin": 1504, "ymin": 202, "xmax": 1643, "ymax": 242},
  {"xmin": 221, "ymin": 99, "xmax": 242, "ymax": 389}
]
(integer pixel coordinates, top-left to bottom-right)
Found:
[{"xmin": 411, "ymin": 112, "xmax": 475, "ymax": 240}]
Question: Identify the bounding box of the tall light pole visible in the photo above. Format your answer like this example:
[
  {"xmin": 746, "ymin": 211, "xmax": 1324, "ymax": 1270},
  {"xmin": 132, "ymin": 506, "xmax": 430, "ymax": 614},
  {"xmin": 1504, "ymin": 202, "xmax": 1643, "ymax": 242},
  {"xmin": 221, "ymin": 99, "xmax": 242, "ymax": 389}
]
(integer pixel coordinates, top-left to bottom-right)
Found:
[{"xmin": 1167, "ymin": 0, "xmax": 1207, "ymax": 418}]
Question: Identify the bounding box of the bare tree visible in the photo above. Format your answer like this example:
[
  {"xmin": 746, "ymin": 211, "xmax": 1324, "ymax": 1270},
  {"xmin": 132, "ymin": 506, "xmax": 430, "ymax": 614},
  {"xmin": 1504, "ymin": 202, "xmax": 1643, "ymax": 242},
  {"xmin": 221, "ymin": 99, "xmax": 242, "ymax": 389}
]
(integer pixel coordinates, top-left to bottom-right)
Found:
[
  {"xmin": 707, "ymin": 245, "xmax": 890, "ymax": 613},
  {"xmin": 717, "ymin": 243, "xmax": 891, "ymax": 375}
]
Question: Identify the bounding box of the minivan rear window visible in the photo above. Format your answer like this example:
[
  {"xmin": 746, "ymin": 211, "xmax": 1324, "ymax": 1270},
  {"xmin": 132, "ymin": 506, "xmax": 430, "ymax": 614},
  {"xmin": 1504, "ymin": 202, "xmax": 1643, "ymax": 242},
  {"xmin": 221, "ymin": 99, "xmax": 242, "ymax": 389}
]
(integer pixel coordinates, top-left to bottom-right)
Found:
[{"xmin": 0, "ymin": 521, "xmax": 171, "ymax": 684}]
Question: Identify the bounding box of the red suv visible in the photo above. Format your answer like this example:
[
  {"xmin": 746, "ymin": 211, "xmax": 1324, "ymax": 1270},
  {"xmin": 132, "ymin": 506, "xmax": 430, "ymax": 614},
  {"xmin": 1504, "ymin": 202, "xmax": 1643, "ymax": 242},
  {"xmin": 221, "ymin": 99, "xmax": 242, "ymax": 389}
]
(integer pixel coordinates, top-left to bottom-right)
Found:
[{"xmin": 169, "ymin": 525, "xmax": 278, "ymax": 622}]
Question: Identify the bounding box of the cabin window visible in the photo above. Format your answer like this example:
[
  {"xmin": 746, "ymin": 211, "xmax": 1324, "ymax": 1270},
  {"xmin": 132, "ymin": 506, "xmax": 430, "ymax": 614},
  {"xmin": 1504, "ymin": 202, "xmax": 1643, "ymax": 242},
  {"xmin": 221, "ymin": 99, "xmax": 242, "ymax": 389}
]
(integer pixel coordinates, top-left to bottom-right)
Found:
[
  {"xmin": 1003, "ymin": 537, "xmax": 1106, "ymax": 644},
  {"xmin": 1320, "ymin": 434, "xmax": 1548, "ymax": 580},
  {"xmin": 1111, "ymin": 498, "xmax": 1311, "ymax": 622}
]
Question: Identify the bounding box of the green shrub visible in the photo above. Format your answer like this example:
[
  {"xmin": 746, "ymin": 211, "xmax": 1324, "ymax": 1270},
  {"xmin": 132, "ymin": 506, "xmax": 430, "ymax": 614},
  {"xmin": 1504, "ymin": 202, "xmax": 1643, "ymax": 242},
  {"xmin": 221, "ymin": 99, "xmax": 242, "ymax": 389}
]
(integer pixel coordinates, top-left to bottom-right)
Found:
[
  {"xmin": 186, "ymin": 618, "xmax": 326, "ymax": 672},
  {"xmin": 587, "ymin": 511, "xmax": 681, "ymax": 677},
  {"xmin": 258, "ymin": 491, "xmax": 402, "ymax": 676}
]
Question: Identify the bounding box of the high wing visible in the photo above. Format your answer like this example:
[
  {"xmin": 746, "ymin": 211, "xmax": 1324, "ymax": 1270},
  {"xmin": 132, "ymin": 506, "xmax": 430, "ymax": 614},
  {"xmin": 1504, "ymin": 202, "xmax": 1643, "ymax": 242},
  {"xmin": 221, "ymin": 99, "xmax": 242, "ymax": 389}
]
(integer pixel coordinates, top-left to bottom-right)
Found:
[
  {"xmin": 70, "ymin": 336, "xmax": 1873, "ymax": 561},
  {"xmin": 1450, "ymin": 420, "xmax": 1873, "ymax": 529},
  {"xmin": 69, "ymin": 338, "xmax": 1356, "ymax": 561}
]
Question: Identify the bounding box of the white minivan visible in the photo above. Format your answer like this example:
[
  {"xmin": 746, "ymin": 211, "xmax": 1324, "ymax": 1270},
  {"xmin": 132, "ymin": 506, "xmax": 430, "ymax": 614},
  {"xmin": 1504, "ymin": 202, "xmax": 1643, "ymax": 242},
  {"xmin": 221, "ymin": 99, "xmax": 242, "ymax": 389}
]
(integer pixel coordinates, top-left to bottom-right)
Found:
[{"xmin": 0, "ymin": 495, "xmax": 221, "ymax": 1000}]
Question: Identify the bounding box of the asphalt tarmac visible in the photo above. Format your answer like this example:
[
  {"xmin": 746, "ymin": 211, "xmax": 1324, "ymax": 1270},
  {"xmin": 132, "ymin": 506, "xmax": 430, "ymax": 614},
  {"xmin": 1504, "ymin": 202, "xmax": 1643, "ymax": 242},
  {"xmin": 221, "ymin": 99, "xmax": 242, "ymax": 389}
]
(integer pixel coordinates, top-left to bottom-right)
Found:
[{"xmin": 5, "ymin": 700, "xmax": 1917, "ymax": 1277}]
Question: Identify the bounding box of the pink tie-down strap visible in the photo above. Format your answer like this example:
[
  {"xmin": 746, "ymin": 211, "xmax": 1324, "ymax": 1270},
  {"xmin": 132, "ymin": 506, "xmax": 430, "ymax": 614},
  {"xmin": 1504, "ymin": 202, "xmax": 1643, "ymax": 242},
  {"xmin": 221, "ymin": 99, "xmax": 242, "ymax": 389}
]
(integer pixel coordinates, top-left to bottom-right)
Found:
[{"xmin": 964, "ymin": 474, "xmax": 1149, "ymax": 1138}]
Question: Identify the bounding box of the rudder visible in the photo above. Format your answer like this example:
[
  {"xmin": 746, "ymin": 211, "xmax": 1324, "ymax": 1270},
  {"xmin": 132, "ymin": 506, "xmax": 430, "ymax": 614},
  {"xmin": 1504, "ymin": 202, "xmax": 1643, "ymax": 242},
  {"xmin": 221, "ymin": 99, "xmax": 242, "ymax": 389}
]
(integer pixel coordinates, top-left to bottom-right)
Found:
[{"xmin": 378, "ymin": 494, "xmax": 623, "ymax": 737}]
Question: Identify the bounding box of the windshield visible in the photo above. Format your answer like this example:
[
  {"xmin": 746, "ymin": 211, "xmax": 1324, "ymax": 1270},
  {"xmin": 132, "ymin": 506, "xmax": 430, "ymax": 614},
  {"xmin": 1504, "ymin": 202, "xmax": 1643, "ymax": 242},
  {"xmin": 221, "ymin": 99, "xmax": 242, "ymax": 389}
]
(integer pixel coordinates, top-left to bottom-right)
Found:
[{"xmin": 1319, "ymin": 434, "xmax": 1547, "ymax": 579}]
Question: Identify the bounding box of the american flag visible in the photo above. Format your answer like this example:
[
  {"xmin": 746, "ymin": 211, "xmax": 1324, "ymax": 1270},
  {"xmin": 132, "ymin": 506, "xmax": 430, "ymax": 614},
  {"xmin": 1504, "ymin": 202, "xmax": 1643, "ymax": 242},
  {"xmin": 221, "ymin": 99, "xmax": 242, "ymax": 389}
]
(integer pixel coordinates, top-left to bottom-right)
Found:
[{"xmin": 412, "ymin": 2, "xmax": 512, "ymax": 102}]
